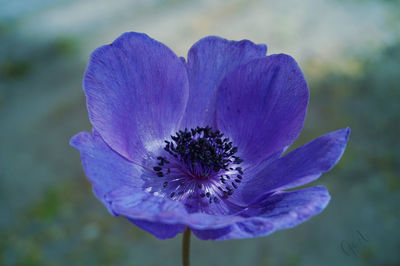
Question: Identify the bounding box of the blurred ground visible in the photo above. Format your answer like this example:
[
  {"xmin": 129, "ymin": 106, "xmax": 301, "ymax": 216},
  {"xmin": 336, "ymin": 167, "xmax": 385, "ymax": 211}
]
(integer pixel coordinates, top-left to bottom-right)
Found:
[{"xmin": 1, "ymin": 0, "xmax": 399, "ymax": 265}]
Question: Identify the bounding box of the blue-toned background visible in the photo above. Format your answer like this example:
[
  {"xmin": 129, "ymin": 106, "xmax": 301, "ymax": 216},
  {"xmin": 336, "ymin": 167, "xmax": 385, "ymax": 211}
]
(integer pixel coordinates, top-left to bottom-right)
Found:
[{"xmin": 1, "ymin": 0, "xmax": 399, "ymax": 265}]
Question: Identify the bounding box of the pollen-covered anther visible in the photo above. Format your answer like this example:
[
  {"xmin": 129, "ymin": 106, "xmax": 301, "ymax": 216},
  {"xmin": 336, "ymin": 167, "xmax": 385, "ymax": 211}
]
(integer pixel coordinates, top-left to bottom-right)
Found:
[{"xmin": 152, "ymin": 126, "xmax": 244, "ymax": 204}]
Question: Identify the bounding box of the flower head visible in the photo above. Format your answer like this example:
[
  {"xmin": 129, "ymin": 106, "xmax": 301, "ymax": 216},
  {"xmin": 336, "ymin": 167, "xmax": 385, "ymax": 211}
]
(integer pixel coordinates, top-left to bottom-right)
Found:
[{"xmin": 70, "ymin": 32, "xmax": 350, "ymax": 240}]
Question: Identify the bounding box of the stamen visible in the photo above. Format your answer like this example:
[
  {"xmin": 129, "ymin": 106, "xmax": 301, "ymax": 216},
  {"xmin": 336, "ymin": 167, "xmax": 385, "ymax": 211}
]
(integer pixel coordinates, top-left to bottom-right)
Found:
[
  {"xmin": 151, "ymin": 126, "xmax": 245, "ymax": 206},
  {"xmin": 156, "ymin": 172, "xmax": 163, "ymax": 177}
]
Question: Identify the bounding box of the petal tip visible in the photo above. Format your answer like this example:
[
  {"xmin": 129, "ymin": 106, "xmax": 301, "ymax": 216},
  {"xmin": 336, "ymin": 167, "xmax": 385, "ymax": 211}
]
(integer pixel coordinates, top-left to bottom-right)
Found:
[
  {"xmin": 344, "ymin": 126, "xmax": 351, "ymax": 140},
  {"xmin": 334, "ymin": 127, "xmax": 351, "ymax": 147},
  {"xmin": 69, "ymin": 131, "xmax": 91, "ymax": 150},
  {"xmin": 188, "ymin": 35, "xmax": 267, "ymax": 57},
  {"xmin": 321, "ymin": 127, "xmax": 351, "ymax": 172}
]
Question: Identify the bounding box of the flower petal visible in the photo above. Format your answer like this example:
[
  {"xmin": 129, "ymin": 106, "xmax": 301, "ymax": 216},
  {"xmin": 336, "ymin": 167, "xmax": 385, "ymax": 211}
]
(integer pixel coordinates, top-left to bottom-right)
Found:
[
  {"xmin": 193, "ymin": 186, "xmax": 330, "ymax": 240},
  {"xmin": 235, "ymin": 128, "xmax": 350, "ymax": 204},
  {"xmin": 215, "ymin": 54, "xmax": 309, "ymax": 167},
  {"xmin": 191, "ymin": 226, "xmax": 233, "ymax": 240},
  {"xmin": 83, "ymin": 32, "xmax": 189, "ymax": 164},
  {"xmin": 107, "ymin": 186, "xmax": 247, "ymax": 231},
  {"xmin": 70, "ymin": 130, "xmax": 146, "ymax": 210},
  {"xmin": 129, "ymin": 219, "xmax": 187, "ymax": 240},
  {"xmin": 181, "ymin": 36, "xmax": 267, "ymax": 128}
]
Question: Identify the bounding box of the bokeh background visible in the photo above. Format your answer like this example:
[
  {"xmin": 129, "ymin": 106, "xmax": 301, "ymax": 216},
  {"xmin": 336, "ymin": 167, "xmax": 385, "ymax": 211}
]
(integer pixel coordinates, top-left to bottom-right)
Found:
[{"xmin": 1, "ymin": 0, "xmax": 399, "ymax": 265}]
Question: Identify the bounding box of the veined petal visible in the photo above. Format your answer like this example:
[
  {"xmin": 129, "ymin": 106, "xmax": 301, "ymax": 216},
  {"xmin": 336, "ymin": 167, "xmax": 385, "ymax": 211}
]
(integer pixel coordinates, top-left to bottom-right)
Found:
[
  {"xmin": 181, "ymin": 36, "xmax": 267, "ymax": 129},
  {"xmin": 70, "ymin": 131, "xmax": 146, "ymax": 211},
  {"xmin": 106, "ymin": 186, "xmax": 248, "ymax": 232},
  {"xmin": 216, "ymin": 54, "xmax": 309, "ymax": 168},
  {"xmin": 83, "ymin": 32, "xmax": 189, "ymax": 164},
  {"xmin": 192, "ymin": 186, "xmax": 330, "ymax": 240},
  {"xmin": 234, "ymin": 128, "xmax": 350, "ymax": 204}
]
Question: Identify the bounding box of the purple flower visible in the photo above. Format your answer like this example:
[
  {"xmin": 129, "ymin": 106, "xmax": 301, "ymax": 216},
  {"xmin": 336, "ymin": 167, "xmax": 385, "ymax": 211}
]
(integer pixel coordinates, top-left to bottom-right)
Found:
[{"xmin": 70, "ymin": 32, "xmax": 350, "ymax": 241}]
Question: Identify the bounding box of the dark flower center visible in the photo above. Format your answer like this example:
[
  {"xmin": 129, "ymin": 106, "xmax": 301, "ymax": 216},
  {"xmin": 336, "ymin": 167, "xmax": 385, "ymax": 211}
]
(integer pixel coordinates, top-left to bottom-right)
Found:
[{"xmin": 151, "ymin": 126, "xmax": 244, "ymax": 208}]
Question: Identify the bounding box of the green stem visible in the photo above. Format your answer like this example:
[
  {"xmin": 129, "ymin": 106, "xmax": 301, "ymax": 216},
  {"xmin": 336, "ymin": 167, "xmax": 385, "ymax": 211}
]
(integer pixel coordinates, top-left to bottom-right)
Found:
[{"xmin": 182, "ymin": 228, "xmax": 191, "ymax": 266}]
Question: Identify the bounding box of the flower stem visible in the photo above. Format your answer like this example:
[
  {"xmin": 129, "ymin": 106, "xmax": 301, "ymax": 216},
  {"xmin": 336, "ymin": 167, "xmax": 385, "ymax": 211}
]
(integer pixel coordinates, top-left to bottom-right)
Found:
[{"xmin": 182, "ymin": 228, "xmax": 191, "ymax": 266}]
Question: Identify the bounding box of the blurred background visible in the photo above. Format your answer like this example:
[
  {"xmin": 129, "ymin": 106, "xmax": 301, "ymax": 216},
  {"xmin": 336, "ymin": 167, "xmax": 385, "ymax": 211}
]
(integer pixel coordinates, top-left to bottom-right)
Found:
[{"xmin": 1, "ymin": 0, "xmax": 399, "ymax": 265}]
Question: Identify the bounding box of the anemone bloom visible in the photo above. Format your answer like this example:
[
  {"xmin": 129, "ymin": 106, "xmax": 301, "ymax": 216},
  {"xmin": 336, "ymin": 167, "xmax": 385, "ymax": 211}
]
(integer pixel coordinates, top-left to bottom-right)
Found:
[{"xmin": 71, "ymin": 32, "xmax": 350, "ymax": 241}]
